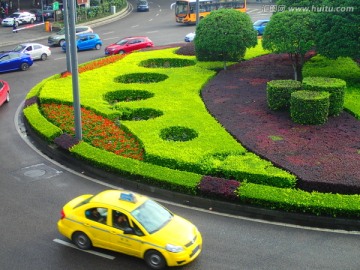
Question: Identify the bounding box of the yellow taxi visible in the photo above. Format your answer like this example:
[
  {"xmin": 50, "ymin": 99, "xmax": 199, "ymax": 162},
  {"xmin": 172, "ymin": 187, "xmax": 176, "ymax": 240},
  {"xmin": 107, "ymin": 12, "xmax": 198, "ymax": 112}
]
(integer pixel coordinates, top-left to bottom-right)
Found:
[{"xmin": 57, "ymin": 189, "xmax": 202, "ymax": 269}]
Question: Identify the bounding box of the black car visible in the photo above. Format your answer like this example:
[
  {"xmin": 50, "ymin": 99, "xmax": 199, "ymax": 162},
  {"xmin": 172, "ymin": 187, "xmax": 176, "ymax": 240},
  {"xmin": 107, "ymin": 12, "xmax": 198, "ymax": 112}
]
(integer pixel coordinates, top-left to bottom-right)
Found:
[
  {"xmin": 137, "ymin": 0, "xmax": 149, "ymax": 12},
  {"xmin": 29, "ymin": 8, "xmax": 52, "ymax": 21}
]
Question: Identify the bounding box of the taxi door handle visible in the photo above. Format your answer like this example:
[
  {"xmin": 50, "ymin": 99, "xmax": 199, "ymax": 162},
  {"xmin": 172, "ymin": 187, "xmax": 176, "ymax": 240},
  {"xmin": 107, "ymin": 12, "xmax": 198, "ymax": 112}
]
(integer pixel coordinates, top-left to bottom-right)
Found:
[
  {"xmin": 84, "ymin": 223, "xmax": 91, "ymax": 227},
  {"xmin": 110, "ymin": 230, "xmax": 118, "ymax": 234}
]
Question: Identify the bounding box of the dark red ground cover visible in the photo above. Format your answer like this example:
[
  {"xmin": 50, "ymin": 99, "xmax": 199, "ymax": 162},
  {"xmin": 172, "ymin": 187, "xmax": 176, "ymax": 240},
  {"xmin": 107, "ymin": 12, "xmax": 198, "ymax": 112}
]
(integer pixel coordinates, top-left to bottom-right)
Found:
[{"xmin": 201, "ymin": 53, "xmax": 360, "ymax": 195}]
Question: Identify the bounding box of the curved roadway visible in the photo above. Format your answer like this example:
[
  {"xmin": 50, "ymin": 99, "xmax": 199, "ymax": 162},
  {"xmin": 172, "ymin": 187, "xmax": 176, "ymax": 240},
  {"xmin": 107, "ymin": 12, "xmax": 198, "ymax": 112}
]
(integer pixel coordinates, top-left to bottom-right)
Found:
[{"xmin": 0, "ymin": 1, "xmax": 359, "ymax": 269}]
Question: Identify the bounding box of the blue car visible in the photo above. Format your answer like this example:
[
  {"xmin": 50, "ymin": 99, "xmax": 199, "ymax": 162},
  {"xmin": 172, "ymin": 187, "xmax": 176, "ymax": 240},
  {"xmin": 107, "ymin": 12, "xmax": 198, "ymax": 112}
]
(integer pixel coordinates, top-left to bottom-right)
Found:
[
  {"xmin": 0, "ymin": 52, "xmax": 33, "ymax": 73},
  {"xmin": 253, "ymin": 19, "xmax": 270, "ymax": 36},
  {"xmin": 62, "ymin": 33, "xmax": 103, "ymax": 52}
]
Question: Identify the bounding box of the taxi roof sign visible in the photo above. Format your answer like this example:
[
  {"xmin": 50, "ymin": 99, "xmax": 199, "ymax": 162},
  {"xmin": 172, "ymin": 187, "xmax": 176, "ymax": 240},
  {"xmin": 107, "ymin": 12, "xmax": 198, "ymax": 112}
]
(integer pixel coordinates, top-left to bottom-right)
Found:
[{"xmin": 120, "ymin": 192, "xmax": 137, "ymax": 203}]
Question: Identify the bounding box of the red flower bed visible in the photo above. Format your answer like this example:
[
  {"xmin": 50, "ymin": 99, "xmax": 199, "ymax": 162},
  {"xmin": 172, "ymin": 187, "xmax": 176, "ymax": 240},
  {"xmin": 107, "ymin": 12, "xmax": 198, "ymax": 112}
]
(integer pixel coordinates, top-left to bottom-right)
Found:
[
  {"xmin": 201, "ymin": 53, "xmax": 360, "ymax": 195},
  {"xmin": 41, "ymin": 103, "xmax": 144, "ymax": 160}
]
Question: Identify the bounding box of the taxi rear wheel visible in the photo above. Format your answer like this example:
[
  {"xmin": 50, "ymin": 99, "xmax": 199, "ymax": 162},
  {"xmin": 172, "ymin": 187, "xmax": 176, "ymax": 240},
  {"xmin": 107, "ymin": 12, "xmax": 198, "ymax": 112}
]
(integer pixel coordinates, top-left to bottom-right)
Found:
[
  {"xmin": 144, "ymin": 250, "xmax": 166, "ymax": 270},
  {"xmin": 72, "ymin": 232, "xmax": 92, "ymax": 250}
]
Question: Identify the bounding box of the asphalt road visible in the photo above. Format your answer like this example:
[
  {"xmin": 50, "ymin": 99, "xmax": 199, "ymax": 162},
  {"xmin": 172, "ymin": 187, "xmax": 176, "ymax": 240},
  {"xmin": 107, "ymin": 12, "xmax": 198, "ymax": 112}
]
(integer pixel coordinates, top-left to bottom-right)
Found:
[{"xmin": 1, "ymin": 2, "xmax": 360, "ymax": 270}]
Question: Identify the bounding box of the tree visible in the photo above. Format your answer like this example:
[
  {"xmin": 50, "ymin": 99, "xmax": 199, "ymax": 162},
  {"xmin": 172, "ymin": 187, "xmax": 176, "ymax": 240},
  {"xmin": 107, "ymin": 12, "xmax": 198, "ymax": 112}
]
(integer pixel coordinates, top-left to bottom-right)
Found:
[
  {"xmin": 194, "ymin": 9, "xmax": 257, "ymax": 70},
  {"xmin": 313, "ymin": 0, "xmax": 360, "ymax": 59},
  {"xmin": 262, "ymin": 11, "xmax": 316, "ymax": 81}
]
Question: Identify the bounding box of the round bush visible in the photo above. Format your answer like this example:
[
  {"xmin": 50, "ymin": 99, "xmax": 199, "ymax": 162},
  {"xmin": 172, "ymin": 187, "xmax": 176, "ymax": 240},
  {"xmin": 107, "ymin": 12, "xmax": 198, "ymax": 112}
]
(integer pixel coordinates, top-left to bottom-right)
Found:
[
  {"xmin": 160, "ymin": 126, "xmax": 198, "ymax": 142},
  {"xmin": 116, "ymin": 107, "xmax": 163, "ymax": 121},
  {"xmin": 139, "ymin": 58, "xmax": 196, "ymax": 68},
  {"xmin": 302, "ymin": 77, "xmax": 346, "ymax": 116},
  {"xmin": 267, "ymin": 80, "xmax": 302, "ymax": 110},
  {"xmin": 114, "ymin": 73, "xmax": 168, "ymax": 84},
  {"xmin": 104, "ymin": 90, "xmax": 154, "ymax": 104},
  {"xmin": 290, "ymin": 90, "xmax": 330, "ymax": 125}
]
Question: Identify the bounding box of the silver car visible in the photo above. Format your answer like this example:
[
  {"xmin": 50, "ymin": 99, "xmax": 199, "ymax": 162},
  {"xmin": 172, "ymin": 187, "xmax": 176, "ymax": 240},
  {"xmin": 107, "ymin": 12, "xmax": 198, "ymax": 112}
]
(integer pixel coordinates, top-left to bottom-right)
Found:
[
  {"xmin": 12, "ymin": 43, "xmax": 51, "ymax": 61},
  {"xmin": 48, "ymin": 26, "xmax": 93, "ymax": 47}
]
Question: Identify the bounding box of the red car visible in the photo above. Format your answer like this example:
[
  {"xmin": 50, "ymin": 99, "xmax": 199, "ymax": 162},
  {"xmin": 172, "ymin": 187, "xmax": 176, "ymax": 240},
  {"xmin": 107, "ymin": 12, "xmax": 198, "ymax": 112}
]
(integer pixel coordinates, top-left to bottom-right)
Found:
[
  {"xmin": 0, "ymin": 80, "xmax": 10, "ymax": 107},
  {"xmin": 104, "ymin": 36, "xmax": 154, "ymax": 55}
]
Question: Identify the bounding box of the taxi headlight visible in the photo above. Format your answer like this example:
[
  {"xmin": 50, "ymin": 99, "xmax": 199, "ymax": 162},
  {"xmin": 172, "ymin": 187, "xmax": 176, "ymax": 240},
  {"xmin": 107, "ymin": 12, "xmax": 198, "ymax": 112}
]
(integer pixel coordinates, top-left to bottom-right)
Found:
[{"xmin": 165, "ymin": 244, "xmax": 184, "ymax": 253}]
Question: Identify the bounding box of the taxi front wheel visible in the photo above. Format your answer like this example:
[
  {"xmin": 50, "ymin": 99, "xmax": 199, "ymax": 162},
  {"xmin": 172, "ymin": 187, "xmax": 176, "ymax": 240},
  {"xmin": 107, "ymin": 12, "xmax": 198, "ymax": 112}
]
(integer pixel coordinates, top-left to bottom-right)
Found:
[
  {"xmin": 144, "ymin": 250, "xmax": 166, "ymax": 270},
  {"xmin": 72, "ymin": 232, "xmax": 92, "ymax": 250}
]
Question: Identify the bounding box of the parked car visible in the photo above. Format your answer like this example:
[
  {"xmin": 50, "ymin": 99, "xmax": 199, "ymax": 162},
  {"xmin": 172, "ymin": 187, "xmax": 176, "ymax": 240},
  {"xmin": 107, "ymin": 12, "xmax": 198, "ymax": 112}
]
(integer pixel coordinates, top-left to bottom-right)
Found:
[
  {"xmin": 0, "ymin": 80, "xmax": 10, "ymax": 107},
  {"xmin": 12, "ymin": 43, "xmax": 51, "ymax": 61},
  {"xmin": 42, "ymin": 5, "xmax": 55, "ymax": 18},
  {"xmin": 184, "ymin": 32, "xmax": 195, "ymax": 42},
  {"xmin": 1, "ymin": 11, "xmax": 36, "ymax": 26},
  {"xmin": 29, "ymin": 8, "xmax": 52, "ymax": 21},
  {"xmin": 57, "ymin": 189, "xmax": 202, "ymax": 270},
  {"xmin": 48, "ymin": 25, "xmax": 93, "ymax": 47},
  {"xmin": 0, "ymin": 52, "xmax": 33, "ymax": 72},
  {"xmin": 61, "ymin": 33, "xmax": 103, "ymax": 52},
  {"xmin": 253, "ymin": 19, "xmax": 270, "ymax": 35},
  {"xmin": 137, "ymin": 0, "xmax": 149, "ymax": 12},
  {"xmin": 104, "ymin": 36, "xmax": 154, "ymax": 55}
]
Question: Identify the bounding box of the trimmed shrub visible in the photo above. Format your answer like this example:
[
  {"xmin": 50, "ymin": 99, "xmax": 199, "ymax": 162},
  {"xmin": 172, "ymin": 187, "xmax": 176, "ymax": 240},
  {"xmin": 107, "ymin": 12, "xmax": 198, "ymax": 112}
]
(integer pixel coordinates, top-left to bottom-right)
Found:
[
  {"xmin": 239, "ymin": 182, "xmax": 360, "ymax": 218},
  {"xmin": 104, "ymin": 90, "xmax": 154, "ymax": 104},
  {"xmin": 267, "ymin": 80, "xmax": 302, "ymax": 110},
  {"xmin": 290, "ymin": 90, "xmax": 330, "ymax": 125},
  {"xmin": 198, "ymin": 176, "xmax": 240, "ymax": 201},
  {"xmin": 139, "ymin": 58, "xmax": 196, "ymax": 68},
  {"xmin": 23, "ymin": 104, "xmax": 63, "ymax": 141},
  {"xmin": 115, "ymin": 107, "xmax": 163, "ymax": 121},
  {"xmin": 302, "ymin": 55, "xmax": 360, "ymax": 85},
  {"xmin": 302, "ymin": 77, "xmax": 346, "ymax": 116},
  {"xmin": 114, "ymin": 73, "xmax": 168, "ymax": 84},
  {"xmin": 160, "ymin": 126, "xmax": 198, "ymax": 142},
  {"xmin": 54, "ymin": 133, "xmax": 80, "ymax": 150}
]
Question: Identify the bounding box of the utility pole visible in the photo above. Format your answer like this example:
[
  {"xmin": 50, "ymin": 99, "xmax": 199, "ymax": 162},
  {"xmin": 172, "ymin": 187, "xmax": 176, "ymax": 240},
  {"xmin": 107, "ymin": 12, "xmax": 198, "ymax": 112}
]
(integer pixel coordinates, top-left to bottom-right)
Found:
[{"xmin": 65, "ymin": 0, "xmax": 82, "ymax": 140}]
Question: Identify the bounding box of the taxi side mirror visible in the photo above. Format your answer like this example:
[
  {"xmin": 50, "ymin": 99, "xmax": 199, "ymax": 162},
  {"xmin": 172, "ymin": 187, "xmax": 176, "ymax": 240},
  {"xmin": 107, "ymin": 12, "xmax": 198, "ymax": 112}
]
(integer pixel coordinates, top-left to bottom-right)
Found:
[{"xmin": 123, "ymin": 227, "xmax": 135, "ymax": 234}]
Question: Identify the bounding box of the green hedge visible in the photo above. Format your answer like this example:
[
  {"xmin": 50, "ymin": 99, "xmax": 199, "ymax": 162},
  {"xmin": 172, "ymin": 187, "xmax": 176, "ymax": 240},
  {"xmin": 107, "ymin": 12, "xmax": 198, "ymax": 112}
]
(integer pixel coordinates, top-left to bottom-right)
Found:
[
  {"xmin": 23, "ymin": 104, "xmax": 63, "ymax": 141},
  {"xmin": 70, "ymin": 142, "xmax": 202, "ymax": 195},
  {"xmin": 302, "ymin": 55, "xmax": 360, "ymax": 85},
  {"xmin": 239, "ymin": 182, "xmax": 360, "ymax": 218},
  {"xmin": 290, "ymin": 90, "xmax": 330, "ymax": 125},
  {"xmin": 267, "ymin": 80, "xmax": 302, "ymax": 110},
  {"xmin": 302, "ymin": 77, "xmax": 346, "ymax": 116}
]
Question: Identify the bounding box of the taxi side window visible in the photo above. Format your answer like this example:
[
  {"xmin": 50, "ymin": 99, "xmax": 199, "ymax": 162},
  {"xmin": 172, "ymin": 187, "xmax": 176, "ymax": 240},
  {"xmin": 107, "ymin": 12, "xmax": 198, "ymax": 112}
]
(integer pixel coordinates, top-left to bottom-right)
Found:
[
  {"xmin": 85, "ymin": 207, "xmax": 107, "ymax": 224},
  {"xmin": 112, "ymin": 210, "xmax": 129, "ymax": 230}
]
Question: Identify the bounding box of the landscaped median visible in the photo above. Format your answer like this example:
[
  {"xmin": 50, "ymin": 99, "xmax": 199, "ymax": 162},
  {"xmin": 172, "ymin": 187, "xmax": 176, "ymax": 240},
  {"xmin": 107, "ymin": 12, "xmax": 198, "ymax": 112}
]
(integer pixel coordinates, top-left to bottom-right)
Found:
[{"xmin": 23, "ymin": 44, "xmax": 360, "ymax": 220}]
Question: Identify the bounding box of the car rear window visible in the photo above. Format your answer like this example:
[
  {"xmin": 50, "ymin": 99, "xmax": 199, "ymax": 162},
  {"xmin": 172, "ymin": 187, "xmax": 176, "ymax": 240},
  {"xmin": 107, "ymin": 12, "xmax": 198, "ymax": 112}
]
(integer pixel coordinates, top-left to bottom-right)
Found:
[{"xmin": 74, "ymin": 196, "xmax": 94, "ymax": 208}]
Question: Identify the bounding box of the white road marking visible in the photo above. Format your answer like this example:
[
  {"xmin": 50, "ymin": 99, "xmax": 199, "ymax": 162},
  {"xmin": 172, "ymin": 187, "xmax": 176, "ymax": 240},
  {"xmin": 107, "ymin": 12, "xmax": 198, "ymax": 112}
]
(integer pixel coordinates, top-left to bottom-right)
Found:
[
  {"xmin": 54, "ymin": 57, "xmax": 66, "ymax": 60},
  {"xmin": 132, "ymin": 25, "xmax": 139, "ymax": 28},
  {"xmin": 53, "ymin": 238, "xmax": 116, "ymax": 260},
  {"xmin": 102, "ymin": 31, "xmax": 114, "ymax": 35},
  {"xmin": 146, "ymin": 31, "xmax": 158, "ymax": 34},
  {"xmin": 103, "ymin": 37, "xmax": 120, "ymax": 41},
  {"xmin": 149, "ymin": 18, "xmax": 153, "ymax": 21}
]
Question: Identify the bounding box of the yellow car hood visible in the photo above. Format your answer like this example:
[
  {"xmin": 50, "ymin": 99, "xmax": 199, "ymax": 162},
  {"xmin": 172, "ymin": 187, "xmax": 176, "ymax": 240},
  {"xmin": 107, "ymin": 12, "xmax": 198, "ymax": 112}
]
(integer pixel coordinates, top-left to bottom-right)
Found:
[{"xmin": 152, "ymin": 215, "xmax": 198, "ymax": 246}]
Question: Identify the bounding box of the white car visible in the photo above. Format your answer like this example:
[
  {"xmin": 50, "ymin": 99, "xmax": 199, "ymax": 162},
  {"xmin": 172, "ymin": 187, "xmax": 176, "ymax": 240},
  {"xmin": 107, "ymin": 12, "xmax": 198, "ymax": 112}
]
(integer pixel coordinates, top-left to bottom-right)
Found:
[
  {"xmin": 1, "ymin": 12, "xmax": 36, "ymax": 27},
  {"xmin": 184, "ymin": 32, "xmax": 195, "ymax": 42},
  {"xmin": 12, "ymin": 43, "xmax": 51, "ymax": 61}
]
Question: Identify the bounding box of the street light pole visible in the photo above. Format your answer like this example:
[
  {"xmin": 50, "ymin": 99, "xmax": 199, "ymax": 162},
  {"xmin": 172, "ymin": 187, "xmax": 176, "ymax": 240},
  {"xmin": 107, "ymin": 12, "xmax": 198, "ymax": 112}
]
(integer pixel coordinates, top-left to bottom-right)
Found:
[{"xmin": 67, "ymin": 0, "xmax": 82, "ymax": 140}]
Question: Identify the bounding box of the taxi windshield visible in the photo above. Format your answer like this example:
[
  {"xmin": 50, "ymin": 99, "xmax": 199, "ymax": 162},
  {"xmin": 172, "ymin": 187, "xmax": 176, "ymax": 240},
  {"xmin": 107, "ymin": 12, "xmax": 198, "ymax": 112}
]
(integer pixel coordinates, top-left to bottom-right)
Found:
[{"xmin": 131, "ymin": 199, "xmax": 173, "ymax": 234}]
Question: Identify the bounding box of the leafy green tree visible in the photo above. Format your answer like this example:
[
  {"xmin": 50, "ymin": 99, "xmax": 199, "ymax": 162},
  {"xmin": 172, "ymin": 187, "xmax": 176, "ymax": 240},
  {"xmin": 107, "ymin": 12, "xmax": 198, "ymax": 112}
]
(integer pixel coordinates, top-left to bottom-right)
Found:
[
  {"xmin": 262, "ymin": 11, "xmax": 316, "ymax": 81},
  {"xmin": 194, "ymin": 9, "xmax": 257, "ymax": 70},
  {"xmin": 313, "ymin": 0, "xmax": 360, "ymax": 59}
]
